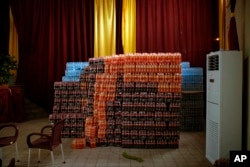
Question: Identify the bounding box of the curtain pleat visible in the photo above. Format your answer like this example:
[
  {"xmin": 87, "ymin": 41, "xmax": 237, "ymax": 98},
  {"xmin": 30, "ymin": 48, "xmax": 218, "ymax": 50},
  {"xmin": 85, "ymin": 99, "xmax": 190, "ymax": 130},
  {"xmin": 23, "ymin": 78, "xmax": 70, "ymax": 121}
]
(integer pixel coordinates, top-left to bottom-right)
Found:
[
  {"xmin": 9, "ymin": 7, "xmax": 19, "ymax": 62},
  {"xmin": 136, "ymin": 0, "xmax": 218, "ymax": 68},
  {"xmin": 122, "ymin": 0, "xmax": 136, "ymax": 53},
  {"xmin": 10, "ymin": 0, "xmax": 94, "ymax": 110},
  {"xmin": 115, "ymin": 0, "xmax": 124, "ymax": 54},
  {"xmin": 228, "ymin": 0, "xmax": 239, "ymax": 50},
  {"xmin": 94, "ymin": 0, "xmax": 116, "ymax": 57},
  {"xmin": 8, "ymin": 7, "xmax": 18, "ymax": 82}
]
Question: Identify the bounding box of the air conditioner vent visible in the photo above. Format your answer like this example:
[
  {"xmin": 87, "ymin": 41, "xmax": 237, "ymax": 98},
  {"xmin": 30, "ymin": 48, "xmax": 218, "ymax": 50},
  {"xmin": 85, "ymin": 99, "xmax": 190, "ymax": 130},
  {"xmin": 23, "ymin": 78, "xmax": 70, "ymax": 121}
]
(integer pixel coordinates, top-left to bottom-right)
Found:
[{"xmin": 208, "ymin": 55, "xmax": 219, "ymax": 71}]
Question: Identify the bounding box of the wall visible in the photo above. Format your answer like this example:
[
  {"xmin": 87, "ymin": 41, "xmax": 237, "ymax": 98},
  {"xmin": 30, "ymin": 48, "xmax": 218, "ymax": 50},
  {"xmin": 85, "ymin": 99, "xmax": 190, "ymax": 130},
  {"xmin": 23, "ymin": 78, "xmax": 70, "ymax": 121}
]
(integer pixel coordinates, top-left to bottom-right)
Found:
[
  {"xmin": 225, "ymin": 0, "xmax": 250, "ymax": 150},
  {"xmin": 225, "ymin": 0, "xmax": 243, "ymax": 50},
  {"xmin": 244, "ymin": 0, "xmax": 250, "ymax": 150},
  {"xmin": 236, "ymin": 0, "xmax": 250, "ymax": 150}
]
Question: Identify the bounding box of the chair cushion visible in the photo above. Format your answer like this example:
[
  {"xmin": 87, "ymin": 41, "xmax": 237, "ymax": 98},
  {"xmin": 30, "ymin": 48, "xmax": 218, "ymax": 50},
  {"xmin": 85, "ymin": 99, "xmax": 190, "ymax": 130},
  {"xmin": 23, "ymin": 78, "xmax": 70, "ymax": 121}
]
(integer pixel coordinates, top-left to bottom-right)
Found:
[{"xmin": 29, "ymin": 137, "xmax": 52, "ymax": 150}]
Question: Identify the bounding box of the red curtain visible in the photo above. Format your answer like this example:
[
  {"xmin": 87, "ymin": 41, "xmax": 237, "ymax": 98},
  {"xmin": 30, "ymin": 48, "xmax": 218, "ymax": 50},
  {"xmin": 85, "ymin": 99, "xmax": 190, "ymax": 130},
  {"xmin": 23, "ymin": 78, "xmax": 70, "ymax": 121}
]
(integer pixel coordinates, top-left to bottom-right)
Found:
[
  {"xmin": 116, "ymin": 0, "xmax": 124, "ymax": 54},
  {"xmin": 136, "ymin": 0, "xmax": 219, "ymax": 68},
  {"xmin": 10, "ymin": 0, "xmax": 94, "ymax": 110}
]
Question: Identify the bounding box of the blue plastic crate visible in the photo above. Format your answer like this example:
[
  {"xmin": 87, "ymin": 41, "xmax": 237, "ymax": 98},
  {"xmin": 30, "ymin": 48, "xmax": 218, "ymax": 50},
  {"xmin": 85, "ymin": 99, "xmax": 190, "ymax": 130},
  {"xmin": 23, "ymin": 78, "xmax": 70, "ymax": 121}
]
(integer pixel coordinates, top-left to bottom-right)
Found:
[
  {"xmin": 65, "ymin": 70, "xmax": 83, "ymax": 77},
  {"xmin": 182, "ymin": 68, "xmax": 203, "ymax": 76},
  {"xmin": 62, "ymin": 76, "xmax": 80, "ymax": 82},
  {"xmin": 181, "ymin": 62, "xmax": 190, "ymax": 68},
  {"xmin": 66, "ymin": 62, "xmax": 89, "ymax": 70},
  {"xmin": 182, "ymin": 75, "xmax": 203, "ymax": 83}
]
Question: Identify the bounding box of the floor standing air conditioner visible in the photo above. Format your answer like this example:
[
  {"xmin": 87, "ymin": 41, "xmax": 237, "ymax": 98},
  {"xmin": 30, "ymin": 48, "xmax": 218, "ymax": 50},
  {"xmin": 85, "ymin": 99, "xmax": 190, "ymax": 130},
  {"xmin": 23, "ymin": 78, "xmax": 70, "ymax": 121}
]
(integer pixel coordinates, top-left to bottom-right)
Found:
[{"xmin": 206, "ymin": 50, "xmax": 242, "ymax": 164}]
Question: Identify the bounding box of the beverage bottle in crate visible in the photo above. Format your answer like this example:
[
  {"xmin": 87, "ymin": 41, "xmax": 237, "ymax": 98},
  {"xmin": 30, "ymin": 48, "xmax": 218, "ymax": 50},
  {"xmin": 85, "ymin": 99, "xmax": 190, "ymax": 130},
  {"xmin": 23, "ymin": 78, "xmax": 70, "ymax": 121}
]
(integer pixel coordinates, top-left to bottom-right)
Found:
[
  {"xmin": 71, "ymin": 139, "xmax": 77, "ymax": 149},
  {"xmin": 97, "ymin": 128, "xmax": 106, "ymax": 139},
  {"xmin": 90, "ymin": 138, "xmax": 96, "ymax": 148}
]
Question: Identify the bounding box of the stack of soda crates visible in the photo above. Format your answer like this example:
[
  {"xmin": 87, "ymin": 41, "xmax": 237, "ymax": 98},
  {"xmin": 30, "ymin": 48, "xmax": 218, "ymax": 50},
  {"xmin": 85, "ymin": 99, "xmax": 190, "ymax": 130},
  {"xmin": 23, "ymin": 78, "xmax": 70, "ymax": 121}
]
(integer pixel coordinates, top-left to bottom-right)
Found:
[
  {"xmin": 181, "ymin": 62, "xmax": 204, "ymax": 131},
  {"xmin": 51, "ymin": 53, "xmax": 182, "ymax": 149},
  {"xmin": 50, "ymin": 81, "xmax": 86, "ymax": 138}
]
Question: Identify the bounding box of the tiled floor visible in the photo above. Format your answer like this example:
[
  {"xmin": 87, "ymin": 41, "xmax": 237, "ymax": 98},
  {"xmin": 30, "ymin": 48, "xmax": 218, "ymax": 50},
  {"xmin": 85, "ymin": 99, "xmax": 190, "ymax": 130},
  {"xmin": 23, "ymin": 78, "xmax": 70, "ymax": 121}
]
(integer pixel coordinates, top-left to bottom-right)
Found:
[{"xmin": 1, "ymin": 117, "xmax": 213, "ymax": 167}]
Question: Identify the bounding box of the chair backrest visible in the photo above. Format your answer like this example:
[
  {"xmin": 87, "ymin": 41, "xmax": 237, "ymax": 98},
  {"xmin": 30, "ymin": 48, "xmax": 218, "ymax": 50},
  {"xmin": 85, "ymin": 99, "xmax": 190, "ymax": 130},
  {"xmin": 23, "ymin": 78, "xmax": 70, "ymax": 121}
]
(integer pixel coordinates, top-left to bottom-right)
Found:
[
  {"xmin": 50, "ymin": 119, "xmax": 65, "ymax": 147},
  {"xmin": 0, "ymin": 124, "xmax": 19, "ymax": 146}
]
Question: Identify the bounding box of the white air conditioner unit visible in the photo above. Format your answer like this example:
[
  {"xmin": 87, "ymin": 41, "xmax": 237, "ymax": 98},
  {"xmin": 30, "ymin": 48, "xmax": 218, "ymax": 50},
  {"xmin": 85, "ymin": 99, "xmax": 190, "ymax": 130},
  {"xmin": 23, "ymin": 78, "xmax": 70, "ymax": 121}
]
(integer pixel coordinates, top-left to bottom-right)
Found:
[{"xmin": 206, "ymin": 50, "xmax": 242, "ymax": 164}]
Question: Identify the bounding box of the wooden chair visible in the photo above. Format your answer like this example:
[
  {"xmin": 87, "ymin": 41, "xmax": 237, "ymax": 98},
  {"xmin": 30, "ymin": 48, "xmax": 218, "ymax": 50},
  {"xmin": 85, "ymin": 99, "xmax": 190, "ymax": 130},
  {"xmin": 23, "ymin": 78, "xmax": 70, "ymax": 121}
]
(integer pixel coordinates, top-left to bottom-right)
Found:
[
  {"xmin": 26, "ymin": 119, "xmax": 66, "ymax": 167},
  {"xmin": 0, "ymin": 124, "xmax": 19, "ymax": 162}
]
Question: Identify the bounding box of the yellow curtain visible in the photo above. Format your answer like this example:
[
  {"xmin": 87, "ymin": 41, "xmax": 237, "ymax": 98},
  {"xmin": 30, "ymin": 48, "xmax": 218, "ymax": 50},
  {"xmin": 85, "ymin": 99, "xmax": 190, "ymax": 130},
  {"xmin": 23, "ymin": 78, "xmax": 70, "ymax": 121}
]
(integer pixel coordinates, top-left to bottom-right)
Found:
[
  {"xmin": 9, "ymin": 7, "xmax": 19, "ymax": 62},
  {"xmin": 122, "ymin": 0, "xmax": 136, "ymax": 53},
  {"xmin": 94, "ymin": 0, "xmax": 116, "ymax": 58},
  {"xmin": 9, "ymin": 7, "xmax": 18, "ymax": 81}
]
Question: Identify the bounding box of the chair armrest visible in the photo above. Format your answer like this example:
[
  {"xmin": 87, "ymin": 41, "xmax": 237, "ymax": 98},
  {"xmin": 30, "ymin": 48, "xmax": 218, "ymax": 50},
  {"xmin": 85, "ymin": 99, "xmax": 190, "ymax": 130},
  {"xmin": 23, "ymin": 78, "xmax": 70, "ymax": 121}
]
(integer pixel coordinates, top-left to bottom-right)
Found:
[
  {"xmin": 0, "ymin": 124, "xmax": 18, "ymax": 131},
  {"xmin": 26, "ymin": 132, "xmax": 51, "ymax": 147},
  {"xmin": 0, "ymin": 124, "xmax": 19, "ymax": 140},
  {"xmin": 40, "ymin": 125, "xmax": 53, "ymax": 134}
]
